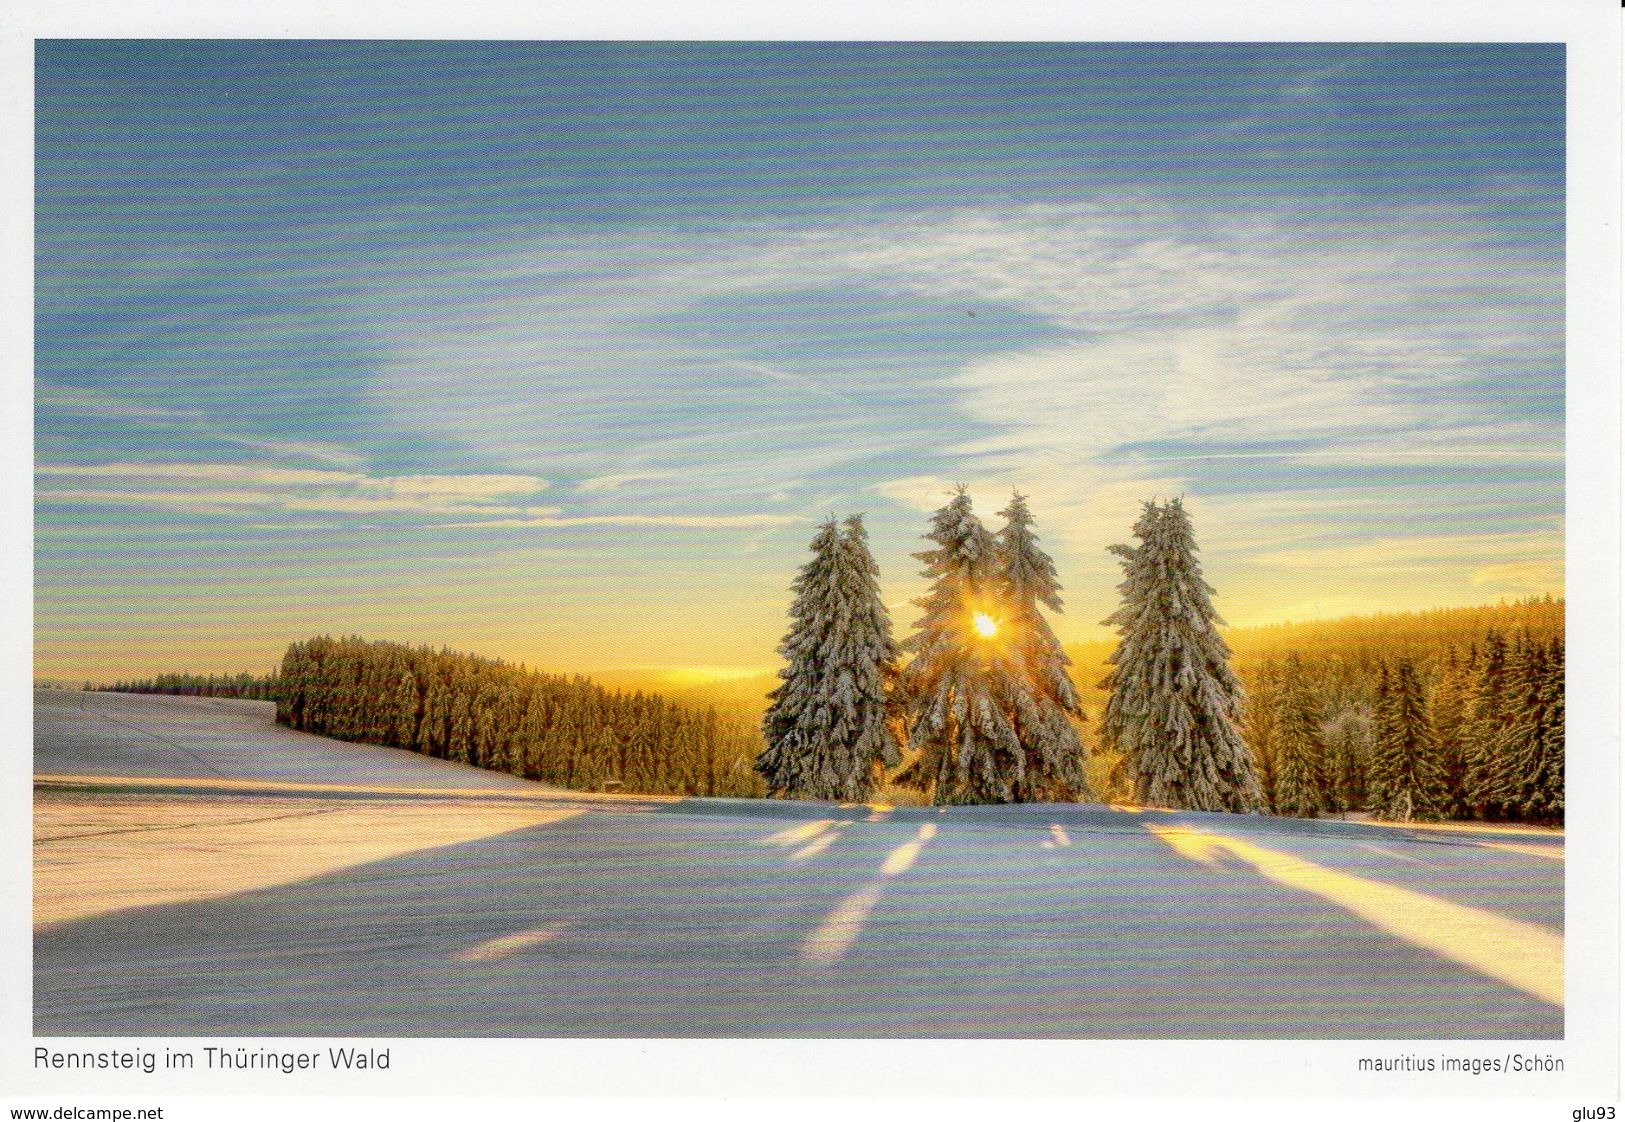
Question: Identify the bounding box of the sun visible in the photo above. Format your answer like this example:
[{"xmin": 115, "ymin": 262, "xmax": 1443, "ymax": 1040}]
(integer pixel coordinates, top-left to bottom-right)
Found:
[{"xmin": 972, "ymin": 612, "xmax": 999, "ymax": 638}]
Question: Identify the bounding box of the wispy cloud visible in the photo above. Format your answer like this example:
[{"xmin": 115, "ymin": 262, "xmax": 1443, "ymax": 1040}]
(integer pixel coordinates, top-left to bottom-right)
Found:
[
  {"xmin": 36, "ymin": 462, "xmax": 553, "ymax": 520},
  {"xmin": 1470, "ymin": 561, "xmax": 1564, "ymax": 592},
  {"xmin": 42, "ymin": 197, "xmax": 1559, "ymax": 636},
  {"xmin": 1103, "ymin": 448, "xmax": 1564, "ymax": 465},
  {"xmin": 37, "ymin": 390, "xmax": 367, "ymax": 468},
  {"xmin": 360, "ymin": 198, "xmax": 1556, "ymax": 492},
  {"xmin": 575, "ymin": 472, "xmax": 669, "ymax": 494},
  {"xmin": 36, "ymin": 487, "xmax": 562, "ymax": 519},
  {"xmin": 437, "ymin": 513, "xmax": 805, "ymax": 530},
  {"xmin": 925, "ymin": 216, "xmax": 1555, "ymax": 471},
  {"xmin": 867, "ymin": 476, "xmax": 971, "ymax": 513},
  {"xmin": 820, "ymin": 199, "xmax": 1562, "ymax": 607},
  {"xmin": 1253, "ymin": 528, "xmax": 1565, "ymax": 572},
  {"xmin": 724, "ymin": 359, "xmax": 854, "ymax": 404}
]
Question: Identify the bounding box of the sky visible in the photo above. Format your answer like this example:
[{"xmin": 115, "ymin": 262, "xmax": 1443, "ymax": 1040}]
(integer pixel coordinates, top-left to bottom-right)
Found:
[{"xmin": 34, "ymin": 41, "xmax": 1565, "ymax": 684}]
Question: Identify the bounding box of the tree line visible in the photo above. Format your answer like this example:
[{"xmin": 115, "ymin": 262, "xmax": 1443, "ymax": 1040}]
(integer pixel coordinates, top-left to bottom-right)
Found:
[
  {"xmin": 1231, "ymin": 596, "xmax": 1563, "ymax": 671},
  {"xmin": 274, "ymin": 636, "xmax": 765, "ymax": 797},
  {"xmin": 92, "ymin": 672, "xmax": 279, "ymax": 700}
]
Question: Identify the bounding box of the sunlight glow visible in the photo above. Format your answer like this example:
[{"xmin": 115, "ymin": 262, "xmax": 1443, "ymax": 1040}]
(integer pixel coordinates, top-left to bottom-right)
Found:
[
  {"xmin": 801, "ymin": 822, "xmax": 940, "ymax": 965},
  {"xmin": 454, "ymin": 924, "xmax": 568, "ymax": 963},
  {"xmin": 34, "ymin": 794, "xmax": 582, "ymax": 929},
  {"xmin": 763, "ymin": 819, "xmax": 836, "ymax": 846},
  {"xmin": 801, "ymin": 884, "xmax": 885, "ymax": 966},
  {"xmin": 790, "ymin": 825, "xmax": 846, "ymax": 862},
  {"xmin": 879, "ymin": 822, "xmax": 938, "ymax": 876},
  {"xmin": 1146, "ymin": 824, "xmax": 1563, "ymax": 1006},
  {"xmin": 973, "ymin": 612, "xmax": 998, "ymax": 638},
  {"xmin": 1474, "ymin": 841, "xmax": 1565, "ymax": 861}
]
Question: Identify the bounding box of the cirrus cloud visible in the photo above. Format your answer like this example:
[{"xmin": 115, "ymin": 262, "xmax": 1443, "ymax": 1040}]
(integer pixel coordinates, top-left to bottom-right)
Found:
[{"xmin": 35, "ymin": 462, "xmax": 554, "ymax": 521}]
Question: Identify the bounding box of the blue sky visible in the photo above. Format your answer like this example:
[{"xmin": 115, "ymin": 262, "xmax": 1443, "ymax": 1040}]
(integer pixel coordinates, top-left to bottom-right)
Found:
[{"xmin": 34, "ymin": 41, "xmax": 1564, "ymax": 682}]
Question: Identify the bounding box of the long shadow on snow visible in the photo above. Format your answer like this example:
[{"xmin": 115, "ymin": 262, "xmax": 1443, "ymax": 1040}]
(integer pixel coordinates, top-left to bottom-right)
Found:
[{"xmin": 35, "ymin": 799, "xmax": 1562, "ymax": 1039}]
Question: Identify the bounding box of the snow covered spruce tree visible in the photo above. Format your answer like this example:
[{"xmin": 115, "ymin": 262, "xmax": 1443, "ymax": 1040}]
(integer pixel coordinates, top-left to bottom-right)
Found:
[
  {"xmin": 1429, "ymin": 648, "xmax": 1476, "ymax": 819},
  {"xmin": 757, "ymin": 515, "xmax": 902, "ymax": 801},
  {"xmin": 1322, "ymin": 708, "xmax": 1371, "ymax": 813},
  {"xmin": 1463, "ymin": 630, "xmax": 1510, "ymax": 819},
  {"xmin": 1270, "ymin": 654, "xmax": 1327, "ymax": 817},
  {"xmin": 1242, "ymin": 657, "xmax": 1283, "ymax": 809},
  {"xmin": 994, "ymin": 492, "xmax": 1090, "ymax": 802},
  {"xmin": 1368, "ymin": 659, "xmax": 1445, "ymax": 821},
  {"xmin": 830, "ymin": 514, "xmax": 905, "ymax": 784},
  {"xmin": 898, "ymin": 486, "xmax": 1030, "ymax": 805},
  {"xmin": 1493, "ymin": 637, "xmax": 1564, "ymax": 824},
  {"xmin": 1099, "ymin": 499, "xmax": 1264, "ymax": 813}
]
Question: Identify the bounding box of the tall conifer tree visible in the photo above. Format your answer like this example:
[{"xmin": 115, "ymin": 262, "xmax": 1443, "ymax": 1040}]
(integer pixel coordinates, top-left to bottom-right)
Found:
[
  {"xmin": 1271, "ymin": 654, "xmax": 1327, "ymax": 817},
  {"xmin": 1100, "ymin": 499, "xmax": 1263, "ymax": 812},
  {"xmin": 829, "ymin": 514, "xmax": 905, "ymax": 784},
  {"xmin": 390, "ymin": 667, "xmax": 420, "ymax": 750},
  {"xmin": 1369, "ymin": 659, "xmax": 1445, "ymax": 821},
  {"xmin": 1538, "ymin": 638, "xmax": 1565, "ymax": 821},
  {"xmin": 1464, "ymin": 631, "xmax": 1511, "ymax": 818},
  {"xmin": 1322, "ymin": 708, "xmax": 1371, "ymax": 813},
  {"xmin": 757, "ymin": 515, "xmax": 902, "ymax": 800},
  {"xmin": 1429, "ymin": 649, "xmax": 1474, "ymax": 818},
  {"xmin": 1243, "ymin": 658, "xmax": 1284, "ymax": 810},
  {"xmin": 1494, "ymin": 638, "xmax": 1564, "ymax": 823},
  {"xmin": 757, "ymin": 519, "xmax": 839, "ymax": 796},
  {"xmin": 899, "ymin": 487, "xmax": 1026, "ymax": 804},
  {"xmin": 994, "ymin": 492, "xmax": 1090, "ymax": 802}
]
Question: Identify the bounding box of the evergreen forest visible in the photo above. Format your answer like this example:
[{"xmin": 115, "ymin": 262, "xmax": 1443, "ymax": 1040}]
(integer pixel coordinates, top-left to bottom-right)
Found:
[
  {"xmin": 273, "ymin": 636, "xmax": 766, "ymax": 797},
  {"xmin": 1076, "ymin": 594, "xmax": 1564, "ymax": 824},
  {"xmin": 92, "ymin": 672, "xmax": 279, "ymax": 700}
]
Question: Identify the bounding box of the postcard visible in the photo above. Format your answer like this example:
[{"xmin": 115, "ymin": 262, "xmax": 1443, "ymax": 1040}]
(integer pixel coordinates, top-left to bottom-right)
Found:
[{"xmin": 7, "ymin": 4, "xmax": 1618, "ymax": 1118}]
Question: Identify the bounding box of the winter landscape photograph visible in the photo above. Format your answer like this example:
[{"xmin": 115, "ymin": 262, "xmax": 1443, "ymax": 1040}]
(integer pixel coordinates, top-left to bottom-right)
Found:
[{"xmin": 29, "ymin": 38, "xmax": 1575, "ymax": 1051}]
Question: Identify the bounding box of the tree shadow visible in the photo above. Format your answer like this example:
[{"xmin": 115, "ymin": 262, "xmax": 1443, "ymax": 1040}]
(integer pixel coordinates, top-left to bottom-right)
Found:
[{"xmin": 35, "ymin": 800, "xmax": 1563, "ymax": 1039}]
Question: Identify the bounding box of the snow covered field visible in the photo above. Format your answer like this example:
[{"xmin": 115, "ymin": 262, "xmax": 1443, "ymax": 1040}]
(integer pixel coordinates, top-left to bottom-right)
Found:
[
  {"xmin": 33, "ymin": 690, "xmax": 1562, "ymax": 1037},
  {"xmin": 33, "ymin": 689, "xmax": 542, "ymax": 789}
]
